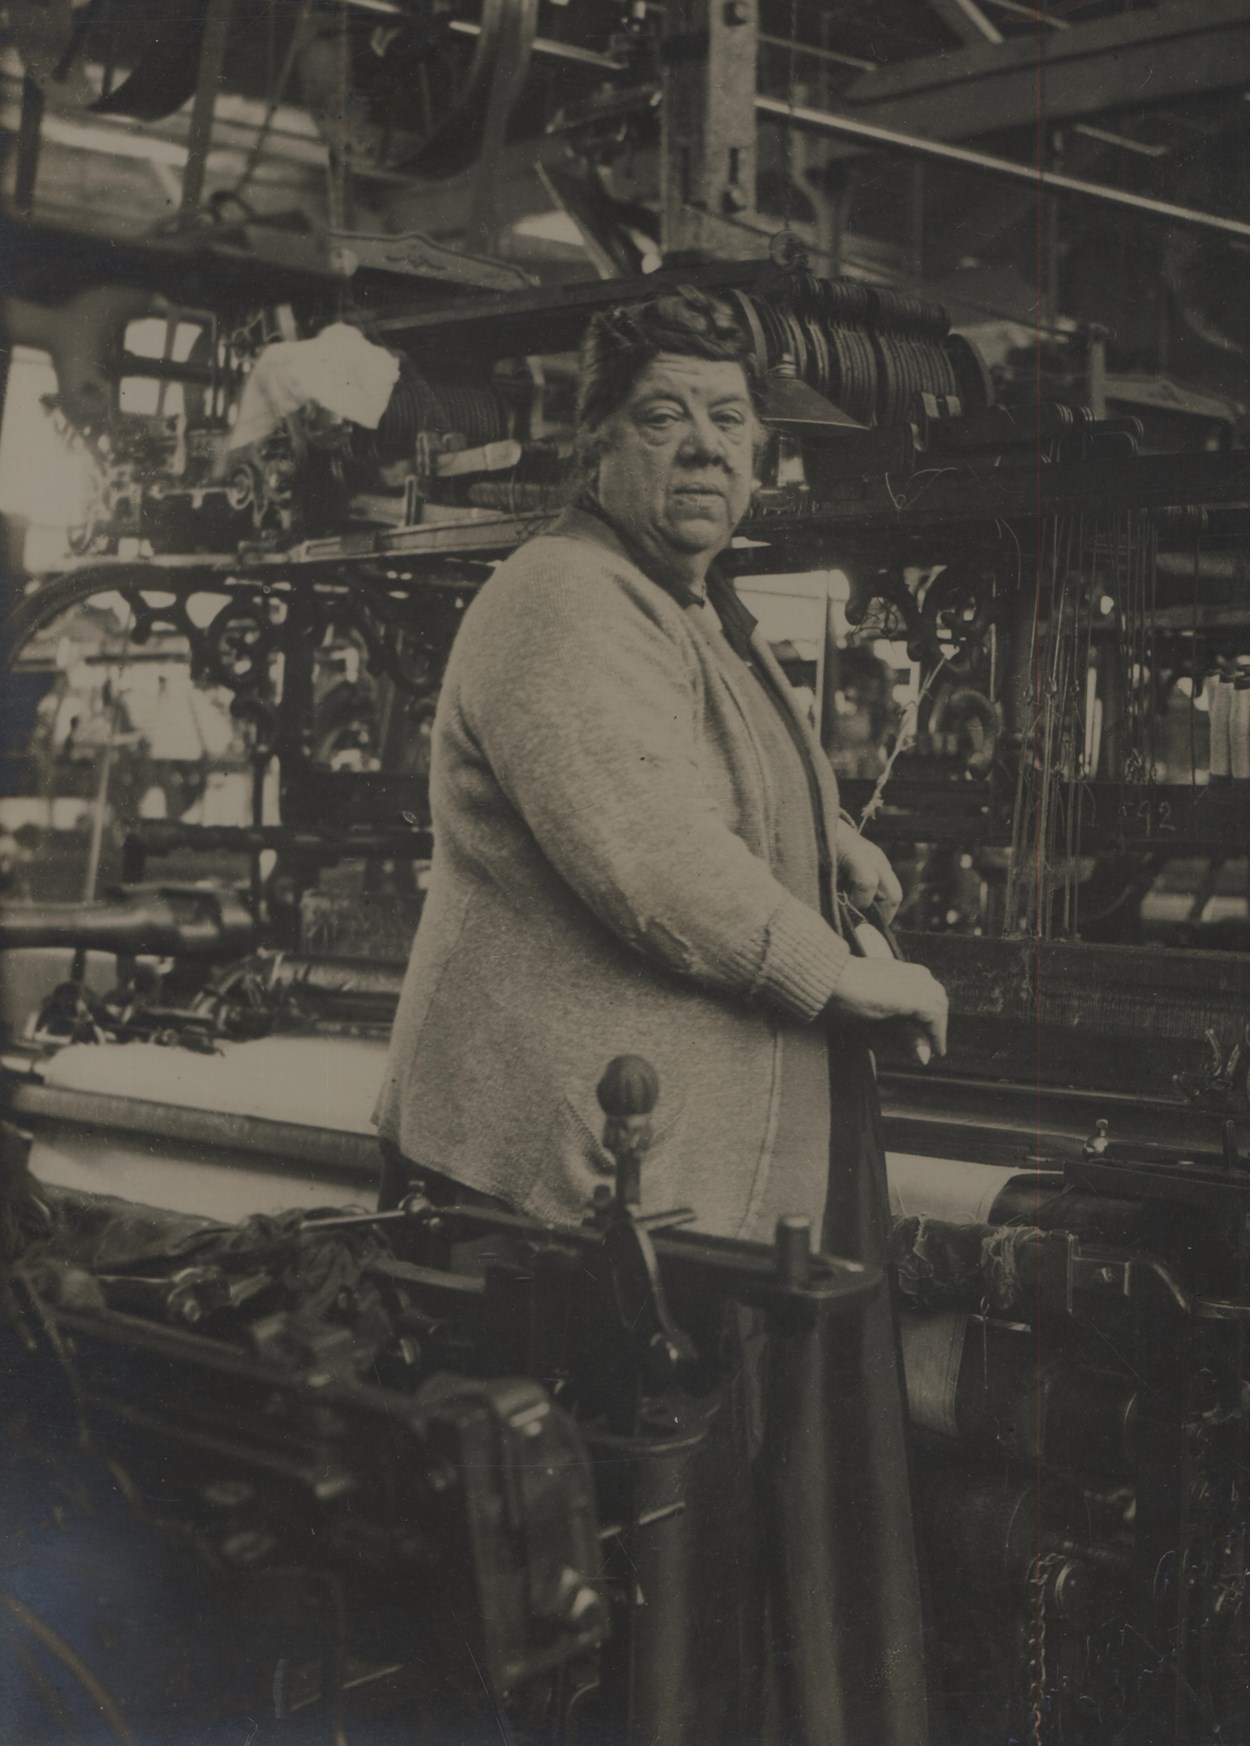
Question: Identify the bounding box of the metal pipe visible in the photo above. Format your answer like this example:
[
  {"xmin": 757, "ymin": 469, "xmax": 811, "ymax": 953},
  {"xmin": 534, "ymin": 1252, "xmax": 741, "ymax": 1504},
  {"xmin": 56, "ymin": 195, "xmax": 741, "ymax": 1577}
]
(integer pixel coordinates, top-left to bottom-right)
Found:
[{"xmin": 756, "ymin": 93, "xmax": 1250, "ymax": 243}]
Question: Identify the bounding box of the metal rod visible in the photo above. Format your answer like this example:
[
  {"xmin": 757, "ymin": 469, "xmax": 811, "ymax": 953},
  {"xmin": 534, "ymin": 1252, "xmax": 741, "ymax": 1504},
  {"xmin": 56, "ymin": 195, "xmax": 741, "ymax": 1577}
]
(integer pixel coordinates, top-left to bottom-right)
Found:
[
  {"xmin": 15, "ymin": 74, "xmax": 45, "ymax": 213},
  {"xmin": 943, "ymin": 0, "xmax": 1004, "ymax": 45},
  {"xmin": 470, "ymin": 24, "xmax": 625, "ymax": 71},
  {"xmin": 348, "ymin": 3, "xmax": 627, "ymax": 69},
  {"xmin": 755, "ymin": 93, "xmax": 1250, "ymax": 242},
  {"xmin": 180, "ymin": 0, "xmax": 236, "ymax": 222},
  {"xmin": 1072, "ymin": 122, "xmax": 1168, "ymax": 159},
  {"xmin": 83, "ymin": 731, "xmax": 117, "ymax": 902},
  {"xmin": 0, "ymin": 305, "xmax": 14, "ymax": 451},
  {"xmin": 757, "ymin": 33, "xmax": 876, "ymax": 73},
  {"xmin": 978, "ymin": 0, "xmax": 1071, "ymax": 26}
]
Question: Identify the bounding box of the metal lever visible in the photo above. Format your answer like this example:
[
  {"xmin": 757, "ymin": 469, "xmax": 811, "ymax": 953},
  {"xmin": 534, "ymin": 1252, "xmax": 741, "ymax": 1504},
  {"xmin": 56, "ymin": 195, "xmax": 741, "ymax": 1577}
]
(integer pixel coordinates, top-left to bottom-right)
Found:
[{"xmin": 593, "ymin": 1056, "xmax": 697, "ymax": 1388}]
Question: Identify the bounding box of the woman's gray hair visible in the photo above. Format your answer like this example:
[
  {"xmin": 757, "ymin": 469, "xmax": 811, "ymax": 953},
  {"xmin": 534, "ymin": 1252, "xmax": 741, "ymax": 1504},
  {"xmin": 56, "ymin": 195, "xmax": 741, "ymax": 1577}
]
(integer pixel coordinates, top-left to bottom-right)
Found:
[{"xmin": 571, "ymin": 285, "xmax": 764, "ymax": 491}]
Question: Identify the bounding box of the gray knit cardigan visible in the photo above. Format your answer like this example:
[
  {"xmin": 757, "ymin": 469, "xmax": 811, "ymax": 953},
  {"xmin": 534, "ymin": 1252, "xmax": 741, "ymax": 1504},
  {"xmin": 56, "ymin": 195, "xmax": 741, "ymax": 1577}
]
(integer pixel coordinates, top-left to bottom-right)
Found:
[{"xmin": 373, "ymin": 508, "xmax": 852, "ymax": 1239}]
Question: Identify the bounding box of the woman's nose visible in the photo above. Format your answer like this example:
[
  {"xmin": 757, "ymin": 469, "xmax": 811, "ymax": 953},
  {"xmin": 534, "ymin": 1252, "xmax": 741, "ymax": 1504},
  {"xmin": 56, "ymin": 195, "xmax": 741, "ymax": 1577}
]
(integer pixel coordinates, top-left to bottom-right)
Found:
[{"xmin": 680, "ymin": 414, "xmax": 726, "ymax": 462}]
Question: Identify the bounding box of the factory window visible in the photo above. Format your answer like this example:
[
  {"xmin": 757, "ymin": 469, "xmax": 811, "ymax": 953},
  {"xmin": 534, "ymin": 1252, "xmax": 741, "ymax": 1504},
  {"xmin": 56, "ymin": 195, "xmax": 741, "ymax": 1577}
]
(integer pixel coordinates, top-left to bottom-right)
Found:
[
  {"xmin": 0, "ymin": 347, "xmax": 97, "ymax": 574},
  {"xmin": 118, "ymin": 318, "xmax": 211, "ymax": 418}
]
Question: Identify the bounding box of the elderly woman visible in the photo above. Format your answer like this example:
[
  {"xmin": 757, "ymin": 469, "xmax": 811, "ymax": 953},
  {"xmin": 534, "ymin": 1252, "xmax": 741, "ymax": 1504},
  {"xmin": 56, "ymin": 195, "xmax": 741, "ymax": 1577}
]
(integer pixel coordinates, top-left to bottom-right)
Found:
[
  {"xmin": 376, "ymin": 288, "xmax": 943, "ymax": 1743},
  {"xmin": 375, "ymin": 288, "xmax": 945, "ymax": 1237}
]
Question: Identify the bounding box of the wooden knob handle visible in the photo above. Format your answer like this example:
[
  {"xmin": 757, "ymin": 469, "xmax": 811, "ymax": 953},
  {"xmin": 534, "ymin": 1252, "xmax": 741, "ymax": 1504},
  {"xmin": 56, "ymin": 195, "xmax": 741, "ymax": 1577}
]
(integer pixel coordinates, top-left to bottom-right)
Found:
[
  {"xmin": 596, "ymin": 1056, "xmax": 660, "ymax": 1211},
  {"xmin": 596, "ymin": 1055, "xmax": 660, "ymax": 1121}
]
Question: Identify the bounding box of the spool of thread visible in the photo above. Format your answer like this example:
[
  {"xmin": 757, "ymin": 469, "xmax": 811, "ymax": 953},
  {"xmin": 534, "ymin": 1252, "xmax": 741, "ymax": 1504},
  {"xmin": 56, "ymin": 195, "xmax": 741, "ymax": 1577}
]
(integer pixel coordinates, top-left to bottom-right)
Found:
[
  {"xmin": 1207, "ymin": 671, "xmax": 1233, "ymax": 782},
  {"xmin": 1231, "ymin": 675, "xmax": 1250, "ymax": 784}
]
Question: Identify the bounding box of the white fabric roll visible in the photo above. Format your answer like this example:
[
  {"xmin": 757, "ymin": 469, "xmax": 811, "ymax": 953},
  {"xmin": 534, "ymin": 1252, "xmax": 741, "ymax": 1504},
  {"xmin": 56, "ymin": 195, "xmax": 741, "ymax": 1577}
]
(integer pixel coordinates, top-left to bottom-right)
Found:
[
  {"xmin": 900, "ymin": 1310, "xmax": 967, "ymax": 1441},
  {"xmin": 1231, "ymin": 682, "xmax": 1250, "ymax": 782},
  {"xmin": 1208, "ymin": 674, "xmax": 1233, "ymax": 779},
  {"xmin": 887, "ymin": 1152, "xmax": 1020, "ymax": 1225}
]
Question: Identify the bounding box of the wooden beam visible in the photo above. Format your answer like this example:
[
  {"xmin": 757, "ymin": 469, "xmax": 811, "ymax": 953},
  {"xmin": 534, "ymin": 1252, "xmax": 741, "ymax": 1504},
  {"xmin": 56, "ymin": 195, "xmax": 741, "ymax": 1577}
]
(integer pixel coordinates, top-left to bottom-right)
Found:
[
  {"xmin": 660, "ymin": 0, "xmax": 759, "ymax": 257},
  {"xmin": 837, "ymin": 0, "xmax": 1250, "ymax": 140}
]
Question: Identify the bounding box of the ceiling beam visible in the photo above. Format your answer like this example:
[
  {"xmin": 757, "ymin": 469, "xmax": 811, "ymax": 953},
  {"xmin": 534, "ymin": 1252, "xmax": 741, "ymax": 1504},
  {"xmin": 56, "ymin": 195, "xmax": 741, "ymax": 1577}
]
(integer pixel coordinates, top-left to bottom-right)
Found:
[
  {"xmin": 756, "ymin": 92, "xmax": 1250, "ymax": 241},
  {"xmin": 923, "ymin": 0, "xmax": 1004, "ymax": 47},
  {"xmin": 837, "ymin": 0, "xmax": 1250, "ymax": 140},
  {"xmin": 979, "ymin": 0, "xmax": 1070, "ymax": 29}
]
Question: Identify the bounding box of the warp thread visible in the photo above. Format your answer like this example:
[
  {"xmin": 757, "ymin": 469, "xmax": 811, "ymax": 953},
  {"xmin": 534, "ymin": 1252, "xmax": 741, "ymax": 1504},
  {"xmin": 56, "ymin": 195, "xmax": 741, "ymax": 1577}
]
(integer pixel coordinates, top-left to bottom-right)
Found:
[{"xmin": 891, "ymin": 1213, "xmax": 1042, "ymax": 1317}]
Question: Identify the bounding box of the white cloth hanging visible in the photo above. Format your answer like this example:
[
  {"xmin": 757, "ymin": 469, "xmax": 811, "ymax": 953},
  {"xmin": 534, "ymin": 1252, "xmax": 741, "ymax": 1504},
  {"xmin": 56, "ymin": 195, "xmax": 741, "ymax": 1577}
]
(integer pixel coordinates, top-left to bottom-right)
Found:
[{"xmin": 228, "ymin": 322, "xmax": 400, "ymax": 451}]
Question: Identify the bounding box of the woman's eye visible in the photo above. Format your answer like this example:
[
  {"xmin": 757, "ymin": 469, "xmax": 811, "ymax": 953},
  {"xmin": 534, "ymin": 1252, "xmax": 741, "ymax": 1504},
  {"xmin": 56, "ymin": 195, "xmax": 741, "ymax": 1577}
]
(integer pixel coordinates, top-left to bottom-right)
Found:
[
  {"xmin": 715, "ymin": 412, "xmax": 746, "ymax": 431},
  {"xmin": 644, "ymin": 412, "xmax": 679, "ymax": 429}
]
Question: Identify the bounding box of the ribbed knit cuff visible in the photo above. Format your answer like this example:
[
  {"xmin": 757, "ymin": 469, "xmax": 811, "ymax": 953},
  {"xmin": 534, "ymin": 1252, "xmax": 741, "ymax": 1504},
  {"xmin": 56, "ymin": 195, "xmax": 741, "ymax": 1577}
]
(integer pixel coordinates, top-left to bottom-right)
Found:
[{"xmin": 757, "ymin": 894, "xmax": 852, "ymax": 1022}]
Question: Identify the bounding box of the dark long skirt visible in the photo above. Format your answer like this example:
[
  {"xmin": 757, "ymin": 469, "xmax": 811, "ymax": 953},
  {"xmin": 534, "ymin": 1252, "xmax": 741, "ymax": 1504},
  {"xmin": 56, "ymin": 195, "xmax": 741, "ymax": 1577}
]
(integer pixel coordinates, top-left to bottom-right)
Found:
[
  {"xmin": 682, "ymin": 1027, "xmax": 930, "ymax": 1746},
  {"xmin": 818, "ymin": 1023, "xmax": 930, "ymax": 1746}
]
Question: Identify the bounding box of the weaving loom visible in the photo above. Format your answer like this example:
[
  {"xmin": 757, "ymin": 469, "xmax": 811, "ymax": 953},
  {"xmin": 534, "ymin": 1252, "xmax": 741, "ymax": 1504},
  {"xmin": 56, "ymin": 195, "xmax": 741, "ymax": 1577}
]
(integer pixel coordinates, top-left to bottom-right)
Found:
[
  {"xmin": 1005, "ymin": 509, "xmax": 1164, "ymax": 938},
  {"xmin": 5, "ymin": 253, "xmax": 1250, "ymax": 1746}
]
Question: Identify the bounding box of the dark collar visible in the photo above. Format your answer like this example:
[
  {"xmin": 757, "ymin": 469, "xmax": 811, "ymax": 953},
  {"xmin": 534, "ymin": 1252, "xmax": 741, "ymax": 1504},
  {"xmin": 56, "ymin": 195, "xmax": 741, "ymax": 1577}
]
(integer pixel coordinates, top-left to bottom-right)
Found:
[{"xmin": 705, "ymin": 567, "xmax": 759, "ymax": 662}]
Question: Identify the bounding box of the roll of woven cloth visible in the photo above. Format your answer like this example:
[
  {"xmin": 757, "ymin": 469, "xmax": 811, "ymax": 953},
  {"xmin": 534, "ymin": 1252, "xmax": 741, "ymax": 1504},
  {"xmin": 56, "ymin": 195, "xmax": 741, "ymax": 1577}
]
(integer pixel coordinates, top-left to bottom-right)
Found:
[
  {"xmin": 1208, "ymin": 672, "xmax": 1233, "ymax": 781},
  {"xmin": 901, "ymin": 1312, "xmax": 1137, "ymax": 1474},
  {"xmin": 1231, "ymin": 676, "xmax": 1250, "ymax": 783},
  {"xmin": 886, "ymin": 1153, "xmax": 1144, "ymax": 1244}
]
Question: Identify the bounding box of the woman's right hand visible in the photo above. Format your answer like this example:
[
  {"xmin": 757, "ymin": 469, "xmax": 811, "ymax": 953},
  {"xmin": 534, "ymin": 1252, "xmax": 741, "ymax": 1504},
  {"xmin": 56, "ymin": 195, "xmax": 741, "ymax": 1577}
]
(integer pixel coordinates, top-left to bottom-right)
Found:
[{"xmin": 823, "ymin": 957, "xmax": 949, "ymax": 1062}]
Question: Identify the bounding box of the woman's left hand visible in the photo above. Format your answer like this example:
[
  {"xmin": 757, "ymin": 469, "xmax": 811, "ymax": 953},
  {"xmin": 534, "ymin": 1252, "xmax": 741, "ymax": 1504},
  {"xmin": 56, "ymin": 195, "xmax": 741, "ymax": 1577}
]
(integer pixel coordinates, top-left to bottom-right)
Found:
[{"xmin": 837, "ymin": 825, "xmax": 903, "ymax": 925}]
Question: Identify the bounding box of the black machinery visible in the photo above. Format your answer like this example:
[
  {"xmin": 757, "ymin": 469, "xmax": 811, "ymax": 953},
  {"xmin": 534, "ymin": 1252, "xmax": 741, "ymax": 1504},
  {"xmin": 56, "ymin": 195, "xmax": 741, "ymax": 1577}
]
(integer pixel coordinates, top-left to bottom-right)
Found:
[
  {"xmin": 5, "ymin": 256, "xmax": 1250, "ymax": 1745},
  {"xmin": 4, "ymin": 892, "xmax": 1250, "ymax": 1744},
  {"xmin": 2, "ymin": 1052, "xmax": 877, "ymax": 1746}
]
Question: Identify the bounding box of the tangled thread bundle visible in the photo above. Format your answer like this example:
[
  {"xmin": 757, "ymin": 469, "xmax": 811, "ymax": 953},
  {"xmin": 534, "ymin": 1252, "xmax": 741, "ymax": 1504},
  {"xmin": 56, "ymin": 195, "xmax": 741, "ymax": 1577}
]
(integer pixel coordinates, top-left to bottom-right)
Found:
[{"xmin": 891, "ymin": 1213, "xmax": 1043, "ymax": 1316}]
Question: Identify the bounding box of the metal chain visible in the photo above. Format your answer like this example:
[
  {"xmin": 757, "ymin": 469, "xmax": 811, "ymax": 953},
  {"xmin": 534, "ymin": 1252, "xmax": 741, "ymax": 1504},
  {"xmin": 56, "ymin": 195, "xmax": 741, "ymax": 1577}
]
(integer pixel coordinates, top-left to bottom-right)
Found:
[
  {"xmin": 229, "ymin": 0, "xmax": 316, "ymax": 203},
  {"xmin": 1026, "ymin": 1552, "xmax": 1064, "ymax": 1745}
]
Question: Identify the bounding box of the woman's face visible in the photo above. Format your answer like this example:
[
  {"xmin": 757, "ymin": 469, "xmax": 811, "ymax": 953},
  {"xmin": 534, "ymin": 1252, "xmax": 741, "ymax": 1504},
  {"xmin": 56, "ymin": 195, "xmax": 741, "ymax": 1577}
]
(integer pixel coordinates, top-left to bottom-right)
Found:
[{"xmin": 592, "ymin": 353, "xmax": 758, "ymax": 583}]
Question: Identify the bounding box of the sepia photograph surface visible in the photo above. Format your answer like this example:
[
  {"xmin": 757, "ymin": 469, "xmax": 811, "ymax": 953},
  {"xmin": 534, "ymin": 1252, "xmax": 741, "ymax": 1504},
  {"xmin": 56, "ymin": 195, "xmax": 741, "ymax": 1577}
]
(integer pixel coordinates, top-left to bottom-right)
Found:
[{"xmin": 3, "ymin": 3, "xmax": 1250, "ymax": 1743}]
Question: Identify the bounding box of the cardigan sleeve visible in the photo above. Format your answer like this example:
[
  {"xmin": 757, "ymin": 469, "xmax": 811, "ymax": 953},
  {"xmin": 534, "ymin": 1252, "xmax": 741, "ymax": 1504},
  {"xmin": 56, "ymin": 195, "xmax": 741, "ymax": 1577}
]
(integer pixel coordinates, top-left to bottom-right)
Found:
[{"xmin": 457, "ymin": 545, "xmax": 850, "ymax": 1022}]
